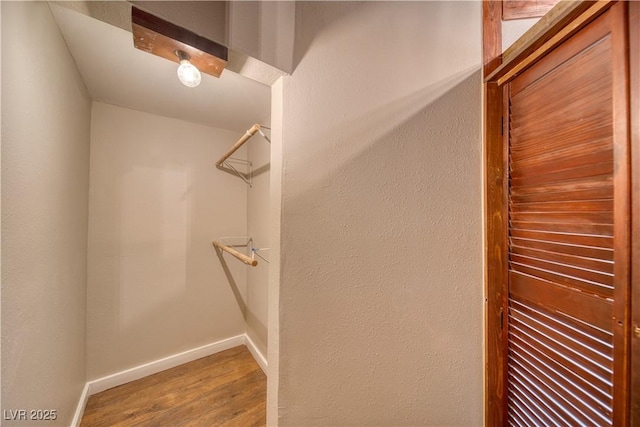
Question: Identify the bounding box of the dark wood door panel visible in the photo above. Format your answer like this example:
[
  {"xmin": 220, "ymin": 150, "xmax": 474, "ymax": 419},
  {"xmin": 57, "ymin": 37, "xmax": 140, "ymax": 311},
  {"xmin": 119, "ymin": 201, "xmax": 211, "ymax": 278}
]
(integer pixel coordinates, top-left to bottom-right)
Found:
[
  {"xmin": 505, "ymin": 4, "xmax": 630, "ymax": 425},
  {"xmin": 483, "ymin": 1, "xmax": 637, "ymax": 425}
]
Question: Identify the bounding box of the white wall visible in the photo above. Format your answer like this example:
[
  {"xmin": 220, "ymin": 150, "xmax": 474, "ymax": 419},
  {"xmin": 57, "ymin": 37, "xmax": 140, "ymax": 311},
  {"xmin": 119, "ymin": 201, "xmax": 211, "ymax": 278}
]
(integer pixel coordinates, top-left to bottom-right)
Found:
[
  {"xmin": 246, "ymin": 127, "xmax": 271, "ymax": 357},
  {"xmin": 228, "ymin": 1, "xmax": 295, "ymax": 73},
  {"xmin": 276, "ymin": 1, "xmax": 483, "ymax": 424},
  {"xmin": 1, "ymin": 2, "xmax": 91, "ymax": 425},
  {"xmin": 267, "ymin": 77, "xmax": 284, "ymax": 426},
  {"xmin": 502, "ymin": 17, "xmax": 540, "ymax": 51},
  {"xmin": 87, "ymin": 102, "xmax": 249, "ymax": 380}
]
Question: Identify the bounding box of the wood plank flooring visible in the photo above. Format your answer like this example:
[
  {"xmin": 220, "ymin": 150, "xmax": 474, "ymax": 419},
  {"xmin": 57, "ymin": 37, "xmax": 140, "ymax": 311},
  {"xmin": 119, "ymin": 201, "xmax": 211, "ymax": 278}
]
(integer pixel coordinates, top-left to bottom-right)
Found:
[{"xmin": 80, "ymin": 346, "xmax": 266, "ymax": 427}]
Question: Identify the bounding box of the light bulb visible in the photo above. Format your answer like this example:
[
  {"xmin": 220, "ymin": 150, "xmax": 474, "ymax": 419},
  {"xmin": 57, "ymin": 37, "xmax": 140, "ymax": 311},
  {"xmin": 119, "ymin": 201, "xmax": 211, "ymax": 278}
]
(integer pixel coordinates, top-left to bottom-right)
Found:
[
  {"xmin": 175, "ymin": 50, "xmax": 201, "ymax": 88},
  {"xmin": 177, "ymin": 60, "xmax": 201, "ymax": 87}
]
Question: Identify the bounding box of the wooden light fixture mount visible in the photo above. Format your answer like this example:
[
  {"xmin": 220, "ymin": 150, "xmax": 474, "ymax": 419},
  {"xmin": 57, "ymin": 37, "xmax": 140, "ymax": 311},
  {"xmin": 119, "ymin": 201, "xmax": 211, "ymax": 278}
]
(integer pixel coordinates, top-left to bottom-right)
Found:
[{"xmin": 131, "ymin": 7, "xmax": 228, "ymax": 78}]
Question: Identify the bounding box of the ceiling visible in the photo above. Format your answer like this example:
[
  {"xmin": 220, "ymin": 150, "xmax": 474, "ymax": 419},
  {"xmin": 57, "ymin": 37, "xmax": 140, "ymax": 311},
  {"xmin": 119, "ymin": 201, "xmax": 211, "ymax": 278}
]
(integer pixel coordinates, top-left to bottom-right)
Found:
[{"xmin": 50, "ymin": 3, "xmax": 271, "ymax": 133}]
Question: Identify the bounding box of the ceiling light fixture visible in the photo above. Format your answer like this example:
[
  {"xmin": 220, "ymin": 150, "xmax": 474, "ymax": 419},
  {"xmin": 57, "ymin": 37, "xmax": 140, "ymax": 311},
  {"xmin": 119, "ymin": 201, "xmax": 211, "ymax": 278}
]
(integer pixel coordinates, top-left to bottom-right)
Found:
[
  {"xmin": 175, "ymin": 50, "xmax": 201, "ymax": 88},
  {"xmin": 132, "ymin": 8, "xmax": 228, "ymax": 83}
]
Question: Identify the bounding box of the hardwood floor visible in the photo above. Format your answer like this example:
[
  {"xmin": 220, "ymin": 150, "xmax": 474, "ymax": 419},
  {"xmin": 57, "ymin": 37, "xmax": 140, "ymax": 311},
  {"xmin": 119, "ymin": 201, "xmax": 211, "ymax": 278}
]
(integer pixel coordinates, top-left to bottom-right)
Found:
[{"xmin": 81, "ymin": 346, "xmax": 266, "ymax": 427}]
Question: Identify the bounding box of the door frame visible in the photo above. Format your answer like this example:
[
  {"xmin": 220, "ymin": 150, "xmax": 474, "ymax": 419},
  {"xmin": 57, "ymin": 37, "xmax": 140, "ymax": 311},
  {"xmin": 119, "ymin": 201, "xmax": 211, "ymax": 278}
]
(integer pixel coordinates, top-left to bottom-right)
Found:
[{"xmin": 482, "ymin": 1, "xmax": 640, "ymax": 424}]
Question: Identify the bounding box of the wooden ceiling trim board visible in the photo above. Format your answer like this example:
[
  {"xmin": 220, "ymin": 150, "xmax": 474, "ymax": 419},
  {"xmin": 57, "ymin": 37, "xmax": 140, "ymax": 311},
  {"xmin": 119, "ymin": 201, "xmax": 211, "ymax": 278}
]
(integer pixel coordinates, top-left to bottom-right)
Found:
[
  {"xmin": 486, "ymin": 1, "xmax": 612, "ymax": 84},
  {"xmin": 131, "ymin": 7, "xmax": 228, "ymax": 78},
  {"xmin": 502, "ymin": 0, "xmax": 590, "ymax": 61},
  {"xmin": 503, "ymin": 0, "xmax": 561, "ymax": 21}
]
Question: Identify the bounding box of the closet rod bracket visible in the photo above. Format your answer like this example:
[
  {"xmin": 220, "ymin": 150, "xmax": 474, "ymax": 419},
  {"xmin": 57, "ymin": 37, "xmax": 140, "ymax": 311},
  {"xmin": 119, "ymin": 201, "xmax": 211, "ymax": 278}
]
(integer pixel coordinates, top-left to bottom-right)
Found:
[
  {"xmin": 215, "ymin": 123, "xmax": 270, "ymax": 186},
  {"xmin": 213, "ymin": 238, "xmax": 258, "ymax": 267}
]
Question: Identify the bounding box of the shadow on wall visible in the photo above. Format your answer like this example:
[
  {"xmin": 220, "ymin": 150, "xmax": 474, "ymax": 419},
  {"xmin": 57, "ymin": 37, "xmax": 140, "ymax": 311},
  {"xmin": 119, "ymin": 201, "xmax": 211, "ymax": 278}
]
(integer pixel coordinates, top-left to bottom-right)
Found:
[
  {"xmin": 88, "ymin": 160, "xmax": 247, "ymax": 378},
  {"xmin": 286, "ymin": 67, "xmax": 481, "ymax": 201},
  {"xmin": 214, "ymin": 246, "xmax": 247, "ymax": 316},
  {"xmin": 87, "ymin": 107, "xmax": 249, "ymax": 380},
  {"xmin": 292, "ymin": 1, "xmax": 367, "ymax": 70},
  {"xmin": 291, "ymin": 2, "xmax": 474, "ymax": 74},
  {"xmin": 281, "ymin": 70, "xmax": 484, "ymax": 425}
]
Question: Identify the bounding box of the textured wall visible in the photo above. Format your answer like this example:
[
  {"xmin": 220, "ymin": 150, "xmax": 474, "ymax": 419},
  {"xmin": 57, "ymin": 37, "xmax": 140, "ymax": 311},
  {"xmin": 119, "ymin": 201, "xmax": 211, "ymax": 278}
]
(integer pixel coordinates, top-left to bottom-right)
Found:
[
  {"xmin": 277, "ymin": 1, "xmax": 483, "ymax": 424},
  {"xmin": 1, "ymin": 2, "xmax": 91, "ymax": 425},
  {"xmin": 246, "ymin": 126, "xmax": 271, "ymax": 358},
  {"xmin": 87, "ymin": 102, "xmax": 248, "ymax": 380}
]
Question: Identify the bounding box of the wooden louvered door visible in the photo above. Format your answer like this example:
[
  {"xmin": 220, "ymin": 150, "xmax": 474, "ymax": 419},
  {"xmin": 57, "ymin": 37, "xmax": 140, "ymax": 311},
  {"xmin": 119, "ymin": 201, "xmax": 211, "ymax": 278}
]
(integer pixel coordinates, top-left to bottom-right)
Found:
[{"xmin": 505, "ymin": 4, "xmax": 630, "ymax": 426}]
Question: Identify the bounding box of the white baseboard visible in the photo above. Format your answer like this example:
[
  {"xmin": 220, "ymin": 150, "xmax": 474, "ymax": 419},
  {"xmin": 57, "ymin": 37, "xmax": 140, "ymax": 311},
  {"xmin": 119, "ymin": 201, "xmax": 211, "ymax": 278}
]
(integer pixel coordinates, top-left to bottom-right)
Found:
[
  {"xmin": 71, "ymin": 383, "xmax": 90, "ymax": 427},
  {"xmin": 87, "ymin": 334, "xmax": 245, "ymax": 395},
  {"xmin": 244, "ymin": 334, "xmax": 268, "ymax": 375}
]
